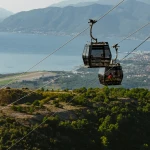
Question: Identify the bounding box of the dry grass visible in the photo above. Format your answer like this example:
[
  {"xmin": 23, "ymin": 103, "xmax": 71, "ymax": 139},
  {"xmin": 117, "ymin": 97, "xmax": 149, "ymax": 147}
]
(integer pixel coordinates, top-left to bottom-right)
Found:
[{"xmin": 0, "ymin": 71, "xmax": 56, "ymax": 83}]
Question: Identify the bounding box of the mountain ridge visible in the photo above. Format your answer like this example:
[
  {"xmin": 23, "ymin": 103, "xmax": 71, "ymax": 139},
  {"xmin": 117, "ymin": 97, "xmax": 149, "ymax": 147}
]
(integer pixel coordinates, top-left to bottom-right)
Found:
[
  {"xmin": 52, "ymin": 0, "xmax": 150, "ymax": 7},
  {"xmin": 0, "ymin": 0, "xmax": 149, "ymax": 38},
  {"xmin": 0, "ymin": 8, "xmax": 13, "ymax": 22}
]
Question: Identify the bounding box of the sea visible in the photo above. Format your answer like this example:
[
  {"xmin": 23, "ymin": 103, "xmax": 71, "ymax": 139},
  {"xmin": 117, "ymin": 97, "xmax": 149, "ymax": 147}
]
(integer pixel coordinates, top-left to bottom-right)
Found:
[{"xmin": 0, "ymin": 32, "xmax": 150, "ymax": 74}]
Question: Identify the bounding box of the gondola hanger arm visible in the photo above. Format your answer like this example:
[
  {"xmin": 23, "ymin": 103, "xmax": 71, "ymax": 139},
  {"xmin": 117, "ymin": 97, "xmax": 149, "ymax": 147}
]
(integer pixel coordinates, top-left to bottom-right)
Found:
[
  {"xmin": 112, "ymin": 44, "xmax": 120, "ymax": 62},
  {"xmin": 88, "ymin": 19, "xmax": 98, "ymax": 43}
]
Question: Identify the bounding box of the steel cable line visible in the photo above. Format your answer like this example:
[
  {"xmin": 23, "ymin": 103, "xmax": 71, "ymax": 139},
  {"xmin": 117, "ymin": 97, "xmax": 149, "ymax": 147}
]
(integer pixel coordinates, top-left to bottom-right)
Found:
[
  {"xmin": 113, "ymin": 45, "xmax": 150, "ymax": 121},
  {"xmin": 1, "ymin": 0, "xmax": 125, "ymax": 90},
  {"xmin": 1, "ymin": 0, "xmax": 127, "ymax": 148},
  {"xmin": 1, "ymin": 1, "xmax": 149, "ymax": 98},
  {"xmin": 121, "ymin": 36, "xmax": 150, "ymax": 61},
  {"xmin": 0, "ymin": 64, "xmax": 99, "ymax": 117},
  {"xmin": 1, "ymin": 57, "xmax": 95, "ymax": 149},
  {"xmin": 6, "ymin": 36, "xmax": 150, "ymax": 149},
  {"xmin": 7, "ymin": 65, "xmax": 150, "ymax": 150},
  {"xmin": 73, "ymin": 37, "xmax": 150, "ymax": 88},
  {"xmin": 0, "ymin": 70, "xmax": 97, "ymax": 114},
  {"xmin": 2, "ymin": 1, "xmax": 150, "ymax": 148},
  {"xmin": 6, "ymin": 71, "xmax": 103, "ymax": 150},
  {"xmin": 0, "ymin": 63, "xmax": 97, "ymax": 115},
  {"xmin": 97, "ymin": 50, "xmax": 150, "ymax": 144},
  {"xmin": 0, "ymin": 28, "xmax": 88, "ymax": 89},
  {"xmin": 116, "ymin": 22, "xmax": 150, "ymax": 45},
  {"xmin": 3, "ymin": 35, "xmax": 148, "ymax": 116},
  {"xmin": 98, "ymin": 36, "xmax": 150, "ymax": 128},
  {"xmin": 0, "ymin": 64, "xmax": 84, "ymax": 112},
  {"xmin": 95, "ymin": 22, "xmax": 150, "ymax": 87},
  {"xmin": 103, "ymin": 22, "xmax": 150, "ymax": 87},
  {"xmin": 0, "ymin": 76, "xmax": 60, "ymax": 112},
  {"xmin": 0, "ymin": 65, "xmax": 99, "ymax": 119},
  {"xmin": 56, "ymin": 36, "xmax": 150, "ymax": 140},
  {"xmin": 110, "ymin": 22, "xmax": 150, "ymax": 65},
  {"xmin": 6, "ymin": 66, "xmax": 96, "ymax": 150},
  {"xmin": 101, "ymin": 35, "xmax": 150, "ymax": 84},
  {"xmin": 6, "ymin": 94, "xmax": 77, "ymax": 150}
]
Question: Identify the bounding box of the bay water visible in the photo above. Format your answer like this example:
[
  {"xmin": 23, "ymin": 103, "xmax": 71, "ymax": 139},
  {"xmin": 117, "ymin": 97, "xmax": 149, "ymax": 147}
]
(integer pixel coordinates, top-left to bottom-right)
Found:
[{"xmin": 0, "ymin": 32, "xmax": 149, "ymax": 73}]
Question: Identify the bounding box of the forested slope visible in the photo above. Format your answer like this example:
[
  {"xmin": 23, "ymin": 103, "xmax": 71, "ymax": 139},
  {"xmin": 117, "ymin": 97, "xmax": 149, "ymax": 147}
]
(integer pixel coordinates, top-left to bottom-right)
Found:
[{"xmin": 0, "ymin": 87, "xmax": 150, "ymax": 150}]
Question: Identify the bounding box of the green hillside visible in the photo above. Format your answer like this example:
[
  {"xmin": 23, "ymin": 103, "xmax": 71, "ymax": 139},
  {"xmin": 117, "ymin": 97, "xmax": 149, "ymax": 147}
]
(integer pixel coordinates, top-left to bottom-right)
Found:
[{"xmin": 0, "ymin": 87, "xmax": 150, "ymax": 149}]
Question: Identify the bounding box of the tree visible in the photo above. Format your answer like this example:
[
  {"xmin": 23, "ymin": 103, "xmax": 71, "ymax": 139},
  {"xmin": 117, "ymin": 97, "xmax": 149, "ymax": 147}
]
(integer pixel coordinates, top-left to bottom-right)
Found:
[{"xmin": 101, "ymin": 136, "xmax": 109, "ymax": 147}]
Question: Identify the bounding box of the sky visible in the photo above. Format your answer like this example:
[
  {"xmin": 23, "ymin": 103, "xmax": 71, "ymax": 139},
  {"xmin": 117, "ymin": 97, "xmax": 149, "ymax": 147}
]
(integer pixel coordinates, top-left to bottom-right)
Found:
[
  {"xmin": 0, "ymin": 0, "xmax": 64, "ymax": 13},
  {"xmin": 0, "ymin": 0, "xmax": 123, "ymax": 13},
  {"xmin": 0, "ymin": 0, "xmax": 149, "ymax": 13}
]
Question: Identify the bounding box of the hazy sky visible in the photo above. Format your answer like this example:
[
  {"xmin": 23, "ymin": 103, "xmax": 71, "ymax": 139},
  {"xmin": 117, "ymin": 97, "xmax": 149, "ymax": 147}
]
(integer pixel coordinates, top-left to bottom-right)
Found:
[
  {"xmin": 1, "ymin": 0, "xmax": 147, "ymax": 13},
  {"xmin": 0, "ymin": 0, "xmax": 64, "ymax": 13}
]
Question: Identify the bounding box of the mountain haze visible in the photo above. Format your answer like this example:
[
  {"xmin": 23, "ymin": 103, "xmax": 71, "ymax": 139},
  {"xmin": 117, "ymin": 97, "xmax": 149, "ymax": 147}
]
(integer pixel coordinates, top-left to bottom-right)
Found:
[
  {"xmin": 0, "ymin": 8, "xmax": 13, "ymax": 22},
  {"xmin": 52, "ymin": 0, "xmax": 150, "ymax": 7},
  {"xmin": 52, "ymin": 0, "xmax": 98, "ymax": 7},
  {"xmin": 0, "ymin": 0, "xmax": 149, "ymax": 37},
  {"xmin": 138, "ymin": 0, "xmax": 150, "ymax": 5}
]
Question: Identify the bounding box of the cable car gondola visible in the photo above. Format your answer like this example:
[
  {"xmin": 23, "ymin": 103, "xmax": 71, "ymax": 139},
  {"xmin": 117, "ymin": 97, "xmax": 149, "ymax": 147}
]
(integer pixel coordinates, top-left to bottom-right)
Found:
[
  {"xmin": 98, "ymin": 63, "xmax": 123, "ymax": 85},
  {"xmin": 82, "ymin": 19, "xmax": 112, "ymax": 68},
  {"xmin": 98, "ymin": 44, "xmax": 123, "ymax": 85}
]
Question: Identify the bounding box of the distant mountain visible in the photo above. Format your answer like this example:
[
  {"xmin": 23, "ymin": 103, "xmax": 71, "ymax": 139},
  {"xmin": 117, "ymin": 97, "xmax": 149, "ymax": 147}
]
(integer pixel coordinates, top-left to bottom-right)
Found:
[
  {"xmin": 0, "ymin": 0, "xmax": 149, "ymax": 38},
  {"xmin": 0, "ymin": 8, "xmax": 13, "ymax": 22},
  {"xmin": 138, "ymin": 0, "xmax": 150, "ymax": 5},
  {"xmin": 52, "ymin": 0, "xmax": 150, "ymax": 7},
  {"xmin": 0, "ymin": 4, "xmax": 112, "ymax": 34},
  {"xmin": 52, "ymin": 0, "xmax": 98, "ymax": 7}
]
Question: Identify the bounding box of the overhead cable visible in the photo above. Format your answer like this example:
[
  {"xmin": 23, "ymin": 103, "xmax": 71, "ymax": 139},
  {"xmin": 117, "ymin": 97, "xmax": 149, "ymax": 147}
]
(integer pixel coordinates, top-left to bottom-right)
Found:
[{"xmin": 1, "ymin": 0, "xmax": 125, "ymax": 89}]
